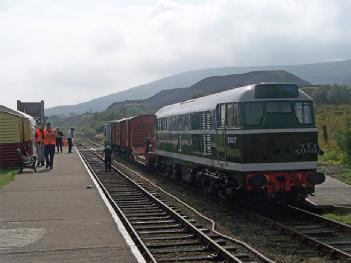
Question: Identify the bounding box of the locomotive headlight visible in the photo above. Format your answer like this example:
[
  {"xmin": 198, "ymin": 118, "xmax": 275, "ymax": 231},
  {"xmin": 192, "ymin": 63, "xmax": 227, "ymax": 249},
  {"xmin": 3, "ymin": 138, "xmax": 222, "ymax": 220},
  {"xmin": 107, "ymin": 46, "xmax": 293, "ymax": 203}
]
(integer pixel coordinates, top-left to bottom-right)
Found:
[
  {"xmin": 308, "ymin": 172, "xmax": 326, "ymax": 185},
  {"xmin": 248, "ymin": 174, "xmax": 267, "ymax": 187}
]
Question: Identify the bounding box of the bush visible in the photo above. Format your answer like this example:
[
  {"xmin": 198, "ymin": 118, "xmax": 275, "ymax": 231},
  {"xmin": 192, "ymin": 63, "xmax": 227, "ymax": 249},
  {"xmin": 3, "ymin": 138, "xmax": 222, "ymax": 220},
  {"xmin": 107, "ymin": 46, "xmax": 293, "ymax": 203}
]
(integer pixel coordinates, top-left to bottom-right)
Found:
[
  {"xmin": 336, "ymin": 126, "xmax": 351, "ymax": 161},
  {"xmin": 302, "ymin": 85, "xmax": 351, "ymax": 105}
]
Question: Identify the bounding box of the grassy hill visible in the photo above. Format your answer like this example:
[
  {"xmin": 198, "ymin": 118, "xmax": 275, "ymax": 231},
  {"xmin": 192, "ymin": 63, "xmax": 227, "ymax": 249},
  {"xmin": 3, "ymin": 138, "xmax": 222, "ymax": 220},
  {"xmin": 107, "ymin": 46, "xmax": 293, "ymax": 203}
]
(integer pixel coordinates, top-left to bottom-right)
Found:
[
  {"xmin": 46, "ymin": 59, "xmax": 351, "ymax": 116},
  {"xmin": 107, "ymin": 70, "xmax": 309, "ymax": 112}
]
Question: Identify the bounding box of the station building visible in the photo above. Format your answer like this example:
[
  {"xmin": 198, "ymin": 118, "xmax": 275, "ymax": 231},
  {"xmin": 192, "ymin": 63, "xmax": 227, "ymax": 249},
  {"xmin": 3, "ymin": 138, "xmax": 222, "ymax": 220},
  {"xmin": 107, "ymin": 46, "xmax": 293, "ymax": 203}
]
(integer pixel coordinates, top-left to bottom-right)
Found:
[{"xmin": 17, "ymin": 100, "xmax": 45, "ymax": 125}]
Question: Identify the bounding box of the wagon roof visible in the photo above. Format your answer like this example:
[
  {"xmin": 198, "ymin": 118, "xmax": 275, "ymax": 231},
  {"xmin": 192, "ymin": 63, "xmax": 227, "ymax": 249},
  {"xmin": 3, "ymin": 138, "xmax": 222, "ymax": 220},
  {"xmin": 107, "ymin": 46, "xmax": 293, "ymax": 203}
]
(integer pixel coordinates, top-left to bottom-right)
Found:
[
  {"xmin": 156, "ymin": 83, "xmax": 312, "ymax": 118},
  {"xmin": 112, "ymin": 114, "xmax": 155, "ymax": 124}
]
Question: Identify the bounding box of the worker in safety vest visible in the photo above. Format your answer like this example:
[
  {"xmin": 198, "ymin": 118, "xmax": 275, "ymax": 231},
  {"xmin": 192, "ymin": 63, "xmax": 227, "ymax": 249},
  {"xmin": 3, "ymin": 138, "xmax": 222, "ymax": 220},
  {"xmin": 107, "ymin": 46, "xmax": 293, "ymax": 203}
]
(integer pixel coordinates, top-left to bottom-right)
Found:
[
  {"xmin": 43, "ymin": 122, "xmax": 57, "ymax": 169},
  {"xmin": 34, "ymin": 123, "xmax": 45, "ymax": 166}
]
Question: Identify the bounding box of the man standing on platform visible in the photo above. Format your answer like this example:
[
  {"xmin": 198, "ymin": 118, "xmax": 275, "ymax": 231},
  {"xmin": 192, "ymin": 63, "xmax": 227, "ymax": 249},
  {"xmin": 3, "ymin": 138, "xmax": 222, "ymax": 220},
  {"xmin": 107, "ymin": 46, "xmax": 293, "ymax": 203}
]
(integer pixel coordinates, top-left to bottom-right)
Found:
[
  {"xmin": 56, "ymin": 128, "xmax": 64, "ymax": 153},
  {"xmin": 43, "ymin": 123, "xmax": 56, "ymax": 169},
  {"xmin": 35, "ymin": 124, "xmax": 45, "ymax": 166},
  {"xmin": 67, "ymin": 128, "xmax": 74, "ymax": 153}
]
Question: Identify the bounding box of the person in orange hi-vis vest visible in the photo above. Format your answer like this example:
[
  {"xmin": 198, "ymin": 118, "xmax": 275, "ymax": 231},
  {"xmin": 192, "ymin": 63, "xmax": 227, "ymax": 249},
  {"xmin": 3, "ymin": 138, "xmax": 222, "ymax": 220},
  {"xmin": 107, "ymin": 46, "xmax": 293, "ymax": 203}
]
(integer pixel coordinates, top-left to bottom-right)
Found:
[
  {"xmin": 43, "ymin": 122, "xmax": 57, "ymax": 169},
  {"xmin": 34, "ymin": 123, "xmax": 45, "ymax": 166}
]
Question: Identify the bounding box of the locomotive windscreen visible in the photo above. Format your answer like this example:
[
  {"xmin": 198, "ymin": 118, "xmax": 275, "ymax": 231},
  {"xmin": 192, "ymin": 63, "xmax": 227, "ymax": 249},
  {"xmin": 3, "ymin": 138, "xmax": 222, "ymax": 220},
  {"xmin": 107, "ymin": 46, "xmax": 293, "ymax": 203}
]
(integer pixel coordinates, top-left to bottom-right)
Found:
[{"xmin": 255, "ymin": 84, "xmax": 298, "ymax": 98}]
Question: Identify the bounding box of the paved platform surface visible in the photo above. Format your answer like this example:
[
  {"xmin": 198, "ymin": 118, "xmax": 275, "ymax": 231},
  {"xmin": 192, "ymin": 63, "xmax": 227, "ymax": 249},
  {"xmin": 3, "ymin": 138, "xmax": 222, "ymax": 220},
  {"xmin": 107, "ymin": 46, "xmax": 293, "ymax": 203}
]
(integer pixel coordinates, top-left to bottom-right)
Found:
[
  {"xmin": 308, "ymin": 175, "xmax": 351, "ymax": 207},
  {"xmin": 0, "ymin": 149, "xmax": 141, "ymax": 262}
]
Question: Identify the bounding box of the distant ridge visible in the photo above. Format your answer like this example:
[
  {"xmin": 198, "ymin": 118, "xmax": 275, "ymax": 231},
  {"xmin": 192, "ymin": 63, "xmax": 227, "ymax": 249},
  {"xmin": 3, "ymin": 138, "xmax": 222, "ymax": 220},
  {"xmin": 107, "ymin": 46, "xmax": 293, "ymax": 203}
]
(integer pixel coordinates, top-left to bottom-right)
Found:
[
  {"xmin": 46, "ymin": 59, "xmax": 351, "ymax": 116},
  {"xmin": 106, "ymin": 70, "xmax": 309, "ymax": 113}
]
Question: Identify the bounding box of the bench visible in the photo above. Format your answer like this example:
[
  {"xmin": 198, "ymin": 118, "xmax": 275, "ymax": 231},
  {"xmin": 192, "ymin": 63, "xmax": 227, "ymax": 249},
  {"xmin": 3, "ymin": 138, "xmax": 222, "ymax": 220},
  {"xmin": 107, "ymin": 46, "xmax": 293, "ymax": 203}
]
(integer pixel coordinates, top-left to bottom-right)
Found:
[{"xmin": 16, "ymin": 149, "xmax": 37, "ymax": 173}]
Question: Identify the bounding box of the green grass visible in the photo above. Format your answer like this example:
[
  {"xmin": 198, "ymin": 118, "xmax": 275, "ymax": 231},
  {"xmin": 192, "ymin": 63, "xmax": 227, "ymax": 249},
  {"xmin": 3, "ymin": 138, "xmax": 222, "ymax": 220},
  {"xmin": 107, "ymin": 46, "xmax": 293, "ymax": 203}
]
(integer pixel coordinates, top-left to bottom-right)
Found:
[
  {"xmin": 0, "ymin": 168, "xmax": 18, "ymax": 190},
  {"xmin": 332, "ymin": 169, "xmax": 351, "ymax": 185},
  {"xmin": 315, "ymin": 105, "xmax": 351, "ymax": 185},
  {"xmin": 316, "ymin": 105, "xmax": 351, "ymax": 164},
  {"xmin": 324, "ymin": 212, "xmax": 351, "ymax": 225}
]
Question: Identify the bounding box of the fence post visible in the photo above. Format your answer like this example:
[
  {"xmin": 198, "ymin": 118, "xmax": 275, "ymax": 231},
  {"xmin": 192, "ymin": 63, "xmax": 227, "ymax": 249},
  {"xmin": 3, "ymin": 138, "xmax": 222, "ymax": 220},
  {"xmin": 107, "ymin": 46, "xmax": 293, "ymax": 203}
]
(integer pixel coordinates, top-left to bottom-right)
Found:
[{"xmin": 322, "ymin": 125, "xmax": 328, "ymax": 144}]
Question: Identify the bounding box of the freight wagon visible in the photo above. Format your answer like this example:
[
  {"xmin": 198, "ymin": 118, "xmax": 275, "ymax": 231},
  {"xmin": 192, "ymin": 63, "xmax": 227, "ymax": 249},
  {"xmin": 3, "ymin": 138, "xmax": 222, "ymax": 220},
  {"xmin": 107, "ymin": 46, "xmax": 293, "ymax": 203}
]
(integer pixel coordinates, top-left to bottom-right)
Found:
[{"xmin": 107, "ymin": 115, "xmax": 156, "ymax": 160}]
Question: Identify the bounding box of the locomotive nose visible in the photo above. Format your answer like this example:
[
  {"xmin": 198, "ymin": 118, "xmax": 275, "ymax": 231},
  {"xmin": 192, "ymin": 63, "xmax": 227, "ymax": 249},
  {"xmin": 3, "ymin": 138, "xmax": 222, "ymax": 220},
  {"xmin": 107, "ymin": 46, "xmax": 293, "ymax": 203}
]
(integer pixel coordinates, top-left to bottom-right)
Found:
[
  {"xmin": 308, "ymin": 172, "xmax": 326, "ymax": 185},
  {"xmin": 248, "ymin": 174, "xmax": 267, "ymax": 187}
]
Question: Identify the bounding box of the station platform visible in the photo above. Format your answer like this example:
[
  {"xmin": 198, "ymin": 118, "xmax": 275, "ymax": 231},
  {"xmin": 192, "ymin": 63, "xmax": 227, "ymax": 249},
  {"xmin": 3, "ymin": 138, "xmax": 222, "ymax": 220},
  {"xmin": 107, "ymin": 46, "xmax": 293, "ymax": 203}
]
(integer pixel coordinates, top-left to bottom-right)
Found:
[
  {"xmin": 308, "ymin": 175, "xmax": 351, "ymax": 207},
  {"xmin": 0, "ymin": 148, "xmax": 144, "ymax": 263}
]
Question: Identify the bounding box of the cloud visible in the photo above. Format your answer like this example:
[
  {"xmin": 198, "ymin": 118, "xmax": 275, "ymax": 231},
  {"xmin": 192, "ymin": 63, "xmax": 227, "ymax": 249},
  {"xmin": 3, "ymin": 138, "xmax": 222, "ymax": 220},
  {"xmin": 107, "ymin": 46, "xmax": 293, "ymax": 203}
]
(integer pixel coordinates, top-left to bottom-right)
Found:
[{"xmin": 0, "ymin": 0, "xmax": 351, "ymax": 109}]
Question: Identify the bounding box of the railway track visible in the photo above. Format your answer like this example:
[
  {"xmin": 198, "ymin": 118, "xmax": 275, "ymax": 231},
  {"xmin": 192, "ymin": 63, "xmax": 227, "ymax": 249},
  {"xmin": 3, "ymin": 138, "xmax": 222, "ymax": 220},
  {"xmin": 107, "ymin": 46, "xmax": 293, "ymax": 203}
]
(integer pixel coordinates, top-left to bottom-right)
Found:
[
  {"xmin": 245, "ymin": 205, "xmax": 351, "ymax": 262},
  {"xmin": 80, "ymin": 139, "xmax": 351, "ymax": 262},
  {"xmin": 76, "ymin": 142, "xmax": 272, "ymax": 263}
]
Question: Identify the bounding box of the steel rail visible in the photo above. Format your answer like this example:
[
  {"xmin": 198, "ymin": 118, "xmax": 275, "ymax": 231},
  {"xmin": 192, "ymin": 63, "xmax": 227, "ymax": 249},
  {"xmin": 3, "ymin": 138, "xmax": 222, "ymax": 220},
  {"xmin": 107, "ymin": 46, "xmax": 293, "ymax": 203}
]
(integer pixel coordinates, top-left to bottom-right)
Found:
[
  {"xmin": 76, "ymin": 142, "xmax": 245, "ymax": 262},
  {"xmin": 82, "ymin": 139, "xmax": 351, "ymax": 261},
  {"xmin": 243, "ymin": 207, "xmax": 351, "ymax": 261},
  {"xmin": 82, "ymin": 139, "xmax": 275, "ymax": 262},
  {"xmin": 110, "ymin": 151, "xmax": 275, "ymax": 263},
  {"xmin": 289, "ymin": 205, "xmax": 351, "ymax": 234},
  {"xmin": 77, "ymin": 148, "xmax": 157, "ymax": 263}
]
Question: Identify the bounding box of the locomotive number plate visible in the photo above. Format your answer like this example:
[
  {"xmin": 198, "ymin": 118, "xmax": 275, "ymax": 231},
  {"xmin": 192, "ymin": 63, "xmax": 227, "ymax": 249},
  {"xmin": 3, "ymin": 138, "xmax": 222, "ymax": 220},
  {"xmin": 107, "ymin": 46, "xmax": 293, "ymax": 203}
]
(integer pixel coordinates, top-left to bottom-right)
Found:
[
  {"xmin": 295, "ymin": 143, "xmax": 319, "ymax": 155},
  {"xmin": 227, "ymin": 136, "xmax": 237, "ymax": 144}
]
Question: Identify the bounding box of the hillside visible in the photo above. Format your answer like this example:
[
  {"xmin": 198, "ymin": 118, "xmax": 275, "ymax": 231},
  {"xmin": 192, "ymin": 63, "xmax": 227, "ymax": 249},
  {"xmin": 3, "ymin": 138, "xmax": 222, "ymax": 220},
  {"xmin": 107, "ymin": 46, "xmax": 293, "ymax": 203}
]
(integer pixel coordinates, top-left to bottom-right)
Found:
[
  {"xmin": 50, "ymin": 70, "xmax": 309, "ymax": 137},
  {"xmin": 106, "ymin": 70, "xmax": 309, "ymax": 112},
  {"xmin": 46, "ymin": 59, "xmax": 351, "ymax": 116}
]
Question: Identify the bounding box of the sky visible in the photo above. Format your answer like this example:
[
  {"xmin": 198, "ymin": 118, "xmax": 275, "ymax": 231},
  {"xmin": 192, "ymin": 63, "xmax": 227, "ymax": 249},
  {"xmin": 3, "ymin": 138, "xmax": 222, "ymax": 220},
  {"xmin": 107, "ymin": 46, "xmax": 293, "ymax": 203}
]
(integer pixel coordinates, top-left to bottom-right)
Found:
[{"xmin": 1, "ymin": 0, "xmax": 351, "ymax": 109}]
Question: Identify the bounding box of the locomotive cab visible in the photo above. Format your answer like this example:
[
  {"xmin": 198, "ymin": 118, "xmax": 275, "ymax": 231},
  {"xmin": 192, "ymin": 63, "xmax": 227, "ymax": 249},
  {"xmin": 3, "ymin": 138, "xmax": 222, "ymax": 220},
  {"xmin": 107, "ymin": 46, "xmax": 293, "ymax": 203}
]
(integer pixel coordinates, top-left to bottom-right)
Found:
[{"xmin": 214, "ymin": 83, "xmax": 324, "ymax": 203}]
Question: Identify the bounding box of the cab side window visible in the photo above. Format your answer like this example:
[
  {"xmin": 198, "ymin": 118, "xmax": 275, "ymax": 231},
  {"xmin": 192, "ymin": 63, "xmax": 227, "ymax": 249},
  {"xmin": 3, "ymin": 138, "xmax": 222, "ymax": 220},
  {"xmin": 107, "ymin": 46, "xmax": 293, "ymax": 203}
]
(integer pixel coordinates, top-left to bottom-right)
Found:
[
  {"xmin": 220, "ymin": 104, "xmax": 226, "ymax": 127},
  {"xmin": 233, "ymin": 104, "xmax": 240, "ymax": 127},
  {"xmin": 295, "ymin": 102, "xmax": 313, "ymax": 125},
  {"xmin": 217, "ymin": 103, "xmax": 240, "ymax": 128},
  {"xmin": 227, "ymin": 103, "xmax": 234, "ymax": 127}
]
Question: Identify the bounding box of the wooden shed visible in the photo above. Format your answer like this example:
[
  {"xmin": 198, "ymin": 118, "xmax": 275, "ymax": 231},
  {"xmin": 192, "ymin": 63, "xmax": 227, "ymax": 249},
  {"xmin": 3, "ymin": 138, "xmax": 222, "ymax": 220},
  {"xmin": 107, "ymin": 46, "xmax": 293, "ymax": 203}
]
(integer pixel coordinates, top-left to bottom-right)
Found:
[{"xmin": 0, "ymin": 105, "xmax": 36, "ymax": 168}]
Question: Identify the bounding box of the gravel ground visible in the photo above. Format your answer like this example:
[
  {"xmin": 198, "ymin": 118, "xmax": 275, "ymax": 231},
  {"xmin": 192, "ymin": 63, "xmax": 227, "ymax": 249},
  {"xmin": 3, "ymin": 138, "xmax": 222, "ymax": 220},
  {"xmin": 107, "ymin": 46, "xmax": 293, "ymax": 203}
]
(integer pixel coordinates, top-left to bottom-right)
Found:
[
  {"xmin": 112, "ymin": 156, "xmax": 333, "ymax": 263},
  {"xmin": 318, "ymin": 163, "xmax": 348, "ymax": 176}
]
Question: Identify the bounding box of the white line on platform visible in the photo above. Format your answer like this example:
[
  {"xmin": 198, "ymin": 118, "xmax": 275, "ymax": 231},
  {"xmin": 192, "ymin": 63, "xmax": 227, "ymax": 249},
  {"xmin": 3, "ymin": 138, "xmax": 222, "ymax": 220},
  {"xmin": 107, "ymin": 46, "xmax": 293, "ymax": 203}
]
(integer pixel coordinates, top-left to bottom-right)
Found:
[{"xmin": 75, "ymin": 147, "xmax": 146, "ymax": 263}]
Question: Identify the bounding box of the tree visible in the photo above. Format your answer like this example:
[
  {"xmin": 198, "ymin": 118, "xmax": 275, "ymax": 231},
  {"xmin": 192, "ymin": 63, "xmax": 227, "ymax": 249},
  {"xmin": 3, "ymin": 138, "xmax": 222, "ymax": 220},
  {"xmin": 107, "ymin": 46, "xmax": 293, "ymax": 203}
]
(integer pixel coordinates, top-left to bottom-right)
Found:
[
  {"xmin": 327, "ymin": 85, "xmax": 351, "ymax": 104},
  {"xmin": 336, "ymin": 121, "xmax": 351, "ymax": 161}
]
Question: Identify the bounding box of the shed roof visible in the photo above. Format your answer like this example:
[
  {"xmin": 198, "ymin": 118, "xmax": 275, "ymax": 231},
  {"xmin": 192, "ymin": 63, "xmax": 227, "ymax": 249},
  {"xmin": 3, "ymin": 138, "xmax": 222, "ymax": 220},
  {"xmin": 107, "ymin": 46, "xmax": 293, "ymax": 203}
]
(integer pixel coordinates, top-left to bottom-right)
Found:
[
  {"xmin": 0, "ymin": 105, "xmax": 25, "ymax": 118},
  {"xmin": 0, "ymin": 105, "xmax": 36, "ymax": 126}
]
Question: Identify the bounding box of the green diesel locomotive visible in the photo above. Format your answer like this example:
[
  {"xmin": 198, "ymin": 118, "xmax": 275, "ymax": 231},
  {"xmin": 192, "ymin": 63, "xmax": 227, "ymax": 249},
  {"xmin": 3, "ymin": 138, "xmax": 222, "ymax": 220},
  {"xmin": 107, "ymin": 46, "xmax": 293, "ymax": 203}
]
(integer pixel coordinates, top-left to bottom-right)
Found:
[{"xmin": 154, "ymin": 83, "xmax": 325, "ymax": 203}]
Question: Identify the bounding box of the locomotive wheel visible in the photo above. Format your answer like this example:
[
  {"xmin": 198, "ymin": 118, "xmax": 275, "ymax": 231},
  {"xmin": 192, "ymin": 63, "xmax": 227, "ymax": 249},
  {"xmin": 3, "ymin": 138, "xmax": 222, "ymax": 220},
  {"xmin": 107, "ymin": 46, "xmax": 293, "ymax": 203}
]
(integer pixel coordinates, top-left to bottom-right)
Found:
[{"xmin": 174, "ymin": 164, "xmax": 182, "ymax": 180}]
